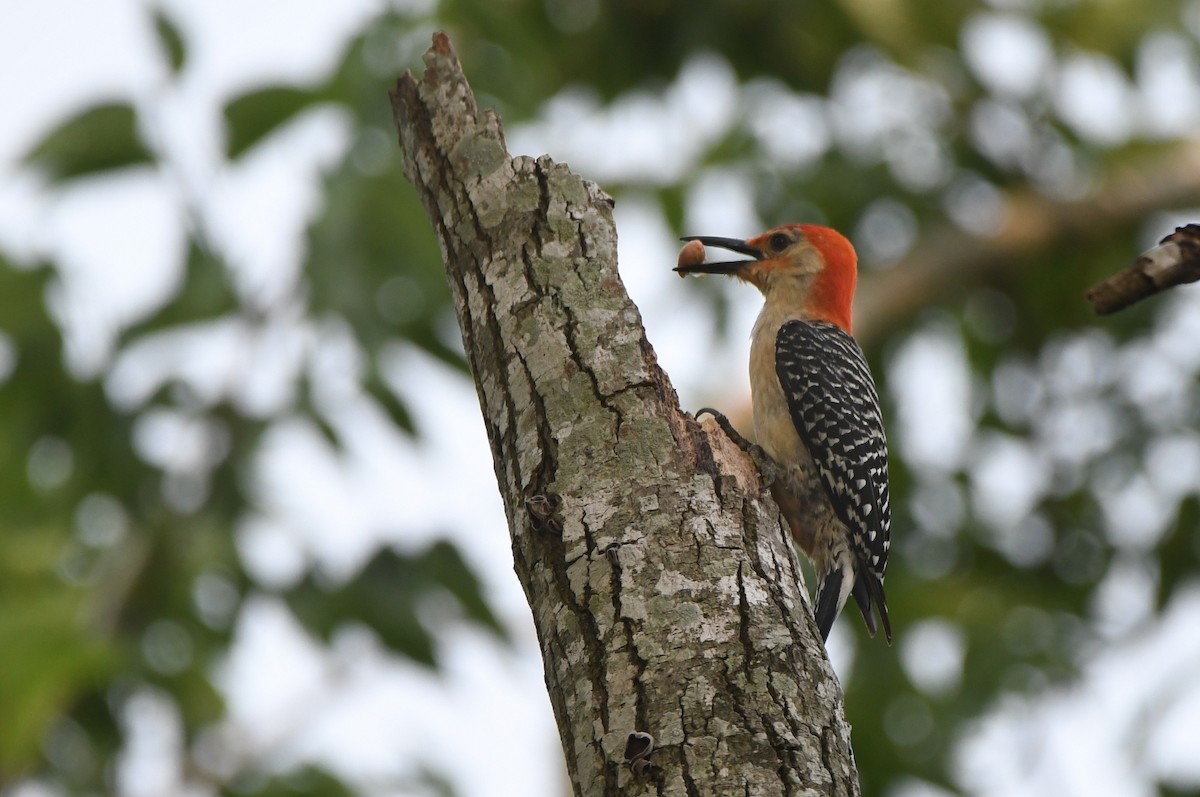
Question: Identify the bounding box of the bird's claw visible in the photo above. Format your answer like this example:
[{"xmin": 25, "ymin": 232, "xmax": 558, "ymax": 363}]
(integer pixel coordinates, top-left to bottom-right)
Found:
[{"xmin": 695, "ymin": 407, "xmax": 780, "ymax": 488}]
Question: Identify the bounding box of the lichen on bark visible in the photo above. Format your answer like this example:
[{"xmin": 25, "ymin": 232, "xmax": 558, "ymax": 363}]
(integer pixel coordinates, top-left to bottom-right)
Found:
[{"xmin": 391, "ymin": 32, "xmax": 861, "ymax": 797}]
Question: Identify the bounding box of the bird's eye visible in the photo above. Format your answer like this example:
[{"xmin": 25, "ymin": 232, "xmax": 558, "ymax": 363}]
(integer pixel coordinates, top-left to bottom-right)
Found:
[{"xmin": 769, "ymin": 232, "xmax": 790, "ymax": 250}]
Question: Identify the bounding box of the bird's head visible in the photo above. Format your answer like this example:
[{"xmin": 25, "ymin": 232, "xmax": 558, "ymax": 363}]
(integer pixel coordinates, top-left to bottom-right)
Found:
[{"xmin": 675, "ymin": 224, "xmax": 858, "ymax": 333}]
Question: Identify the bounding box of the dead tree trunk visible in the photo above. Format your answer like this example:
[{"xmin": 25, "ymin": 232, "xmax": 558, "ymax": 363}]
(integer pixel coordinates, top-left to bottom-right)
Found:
[{"xmin": 390, "ymin": 33, "xmax": 859, "ymax": 797}]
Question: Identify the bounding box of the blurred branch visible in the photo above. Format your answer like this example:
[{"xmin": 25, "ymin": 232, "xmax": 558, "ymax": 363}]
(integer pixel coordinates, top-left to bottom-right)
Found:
[
  {"xmin": 1086, "ymin": 224, "xmax": 1200, "ymax": 315},
  {"xmin": 855, "ymin": 140, "xmax": 1200, "ymax": 344},
  {"xmin": 390, "ymin": 32, "xmax": 860, "ymax": 796}
]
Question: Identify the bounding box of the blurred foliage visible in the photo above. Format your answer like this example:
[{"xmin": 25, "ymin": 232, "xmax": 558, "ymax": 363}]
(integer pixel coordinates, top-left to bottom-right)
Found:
[
  {"xmin": 1, "ymin": 6, "xmax": 497, "ymax": 795},
  {"xmin": 224, "ymin": 87, "xmax": 330, "ymax": 159},
  {"xmin": 5, "ymin": 0, "xmax": 1200, "ymax": 795},
  {"xmin": 285, "ymin": 544, "xmax": 508, "ymax": 668},
  {"xmin": 152, "ymin": 8, "xmax": 188, "ymax": 76},
  {"xmin": 20, "ymin": 103, "xmax": 153, "ymax": 182},
  {"xmin": 224, "ymin": 766, "xmax": 356, "ymax": 797}
]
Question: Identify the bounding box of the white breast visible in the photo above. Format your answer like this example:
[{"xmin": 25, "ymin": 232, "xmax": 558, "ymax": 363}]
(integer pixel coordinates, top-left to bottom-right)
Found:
[{"xmin": 749, "ymin": 307, "xmax": 812, "ymax": 468}]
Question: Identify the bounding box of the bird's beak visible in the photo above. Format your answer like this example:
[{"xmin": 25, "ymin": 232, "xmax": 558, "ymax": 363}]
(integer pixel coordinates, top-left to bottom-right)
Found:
[{"xmin": 674, "ymin": 236, "xmax": 764, "ymax": 275}]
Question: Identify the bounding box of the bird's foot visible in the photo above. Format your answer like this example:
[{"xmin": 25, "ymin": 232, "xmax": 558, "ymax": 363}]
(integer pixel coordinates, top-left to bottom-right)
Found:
[{"xmin": 695, "ymin": 407, "xmax": 780, "ymax": 488}]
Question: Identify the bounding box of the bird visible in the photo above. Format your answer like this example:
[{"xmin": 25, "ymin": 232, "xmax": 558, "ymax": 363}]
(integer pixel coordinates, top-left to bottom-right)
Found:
[{"xmin": 675, "ymin": 224, "xmax": 892, "ymax": 643}]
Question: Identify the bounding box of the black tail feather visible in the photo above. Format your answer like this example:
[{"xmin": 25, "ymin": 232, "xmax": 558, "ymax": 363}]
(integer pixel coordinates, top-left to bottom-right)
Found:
[
  {"xmin": 816, "ymin": 567, "xmax": 893, "ymax": 644},
  {"xmin": 868, "ymin": 574, "xmax": 892, "ymax": 645},
  {"xmin": 852, "ymin": 571, "xmax": 892, "ymax": 645},
  {"xmin": 813, "ymin": 568, "xmax": 844, "ymax": 642},
  {"xmin": 851, "ymin": 575, "xmax": 877, "ymax": 639}
]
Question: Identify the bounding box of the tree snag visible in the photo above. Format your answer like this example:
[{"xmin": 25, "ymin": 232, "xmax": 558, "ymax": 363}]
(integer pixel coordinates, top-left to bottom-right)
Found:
[
  {"xmin": 1086, "ymin": 224, "xmax": 1200, "ymax": 314},
  {"xmin": 390, "ymin": 32, "xmax": 859, "ymax": 797}
]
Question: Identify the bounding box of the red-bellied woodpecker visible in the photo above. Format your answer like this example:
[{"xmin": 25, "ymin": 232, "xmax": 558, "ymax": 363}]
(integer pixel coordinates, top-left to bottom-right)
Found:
[{"xmin": 676, "ymin": 224, "xmax": 892, "ymax": 644}]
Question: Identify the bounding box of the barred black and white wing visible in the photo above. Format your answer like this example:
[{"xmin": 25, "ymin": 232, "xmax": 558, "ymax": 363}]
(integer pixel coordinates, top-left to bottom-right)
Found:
[{"xmin": 775, "ymin": 319, "xmax": 892, "ymax": 642}]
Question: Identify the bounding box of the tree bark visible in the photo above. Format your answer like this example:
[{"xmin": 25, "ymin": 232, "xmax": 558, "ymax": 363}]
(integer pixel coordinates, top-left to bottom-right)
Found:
[
  {"xmin": 390, "ymin": 33, "xmax": 858, "ymax": 797},
  {"xmin": 1085, "ymin": 223, "xmax": 1200, "ymax": 314}
]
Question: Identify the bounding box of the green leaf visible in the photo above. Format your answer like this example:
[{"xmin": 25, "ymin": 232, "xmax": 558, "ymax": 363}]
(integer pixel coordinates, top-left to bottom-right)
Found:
[
  {"xmin": 366, "ymin": 366, "xmax": 415, "ymax": 437},
  {"xmin": 224, "ymin": 87, "xmax": 325, "ymax": 159},
  {"xmin": 119, "ymin": 239, "xmax": 239, "ymax": 343},
  {"xmin": 423, "ymin": 541, "xmax": 508, "ymax": 641},
  {"xmin": 0, "ymin": 533, "xmax": 117, "ymax": 776},
  {"xmin": 152, "ymin": 8, "xmax": 187, "ymax": 75},
  {"xmin": 285, "ymin": 549, "xmax": 437, "ymax": 666},
  {"xmin": 284, "ymin": 544, "xmax": 507, "ymax": 667},
  {"xmin": 1158, "ymin": 496, "xmax": 1200, "ymax": 609},
  {"xmin": 22, "ymin": 103, "xmax": 154, "ymax": 182},
  {"xmin": 226, "ymin": 765, "xmax": 356, "ymax": 797}
]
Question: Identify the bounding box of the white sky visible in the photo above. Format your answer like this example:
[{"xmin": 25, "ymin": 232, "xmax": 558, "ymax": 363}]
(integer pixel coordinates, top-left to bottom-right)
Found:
[{"xmin": 4, "ymin": 2, "xmax": 1200, "ymax": 797}]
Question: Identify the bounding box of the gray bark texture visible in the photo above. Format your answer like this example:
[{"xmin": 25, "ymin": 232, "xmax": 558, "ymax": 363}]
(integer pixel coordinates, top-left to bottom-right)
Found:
[{"xmin": 390, "ymin": 33, "xmax": 860, "ymax": 797}]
